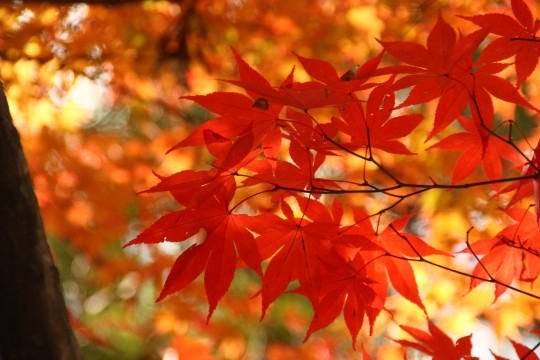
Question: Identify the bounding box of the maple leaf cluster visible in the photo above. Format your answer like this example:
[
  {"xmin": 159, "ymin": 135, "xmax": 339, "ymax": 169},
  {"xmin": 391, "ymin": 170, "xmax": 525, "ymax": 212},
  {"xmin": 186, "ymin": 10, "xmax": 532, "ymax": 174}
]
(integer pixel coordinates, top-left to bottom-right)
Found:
[{"xmin": 129, "ymin": 0, "xmax": 540, "ymax": 357}]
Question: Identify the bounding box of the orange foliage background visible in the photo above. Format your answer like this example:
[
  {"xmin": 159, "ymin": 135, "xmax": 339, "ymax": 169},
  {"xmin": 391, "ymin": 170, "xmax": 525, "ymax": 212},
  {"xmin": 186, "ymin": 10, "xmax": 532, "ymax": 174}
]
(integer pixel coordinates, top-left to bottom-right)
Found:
[{"xmin": 2, "ymin": 1, "xmax": 539, "ymax": 359}]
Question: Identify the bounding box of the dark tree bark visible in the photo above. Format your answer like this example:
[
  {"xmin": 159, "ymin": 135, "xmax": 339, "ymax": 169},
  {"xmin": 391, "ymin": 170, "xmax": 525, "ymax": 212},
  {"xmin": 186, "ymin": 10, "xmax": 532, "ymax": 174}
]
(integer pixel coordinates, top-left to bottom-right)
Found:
[{"xmin": 0, "ymin": 82, "xmax": 81, "ymax": 360}]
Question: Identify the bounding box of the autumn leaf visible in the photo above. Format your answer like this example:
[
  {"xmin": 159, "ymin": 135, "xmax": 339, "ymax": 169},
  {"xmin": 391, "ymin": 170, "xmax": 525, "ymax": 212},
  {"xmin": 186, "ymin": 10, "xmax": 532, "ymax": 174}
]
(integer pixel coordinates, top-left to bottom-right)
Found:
[
  {"xmin": 361, "ymin": 344, "xmax": 373, "ymax": 360},
  {"xmin": 428, "ymin": 115, "xmax": 520, "ymax": 184},
  {"xmin": 249, "ymin": 197, "xmax": 342, "ymax": 317},
  {"xmin": 502, "ymin": 140, "xmax": 540, "ymax": 219},
  {"xmin": 335, "ymin": 76, "xmax": 422, "ymax": 154},
  {"xmin": 294, "ymin": 51, "xmax": 382, "ymax": 94},
  {"xmin": 350, "ymin": 211, "xmax": 450, "ymax": 315},
  {"xmin": 227, "ymin": 47, "xmax": 289, "ymax": 104},
  {"xmin": 379, "ymin": 14, "xmax": 488, "ymax": 139},
  {"xmin": 508, "ymin": 338, "xmax": 540, "ymax": 360},
  {"xmin": 303, "ymin": 251, "xmax": 378, "ymax": 350},
  {"xmin": 470, "ymin": 61, "xmax": 538, "ymax": 127},
  {"xmin": 463, "ymin": 208, "xmax": 540, "ymax": 301},
  {"xmin": 462, "ymin": 0, "xmax": 540, "ymax": 86},
  {"xmin": 228, "ymin": 48, "xmax": 384, "ymax": 111},
  {"xmin": 126, "ymin": 184, "xmax": 262, "ymax": 320},
  {"xmin": 243, "ymin": 136, "xmax": 341, "ymax": 199},
  {"xmin": 171, "ymin": 92, "xmax": 282, "ymax": 154},
  {"xmin": 394, "ymin": 320, "xmax": 478, "ymax": 360}
]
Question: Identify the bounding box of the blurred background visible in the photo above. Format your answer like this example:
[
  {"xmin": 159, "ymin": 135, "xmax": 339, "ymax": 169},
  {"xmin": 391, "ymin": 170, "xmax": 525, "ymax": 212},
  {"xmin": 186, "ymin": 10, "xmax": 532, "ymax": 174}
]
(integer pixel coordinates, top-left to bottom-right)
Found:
[{"xmin": 2, "ymin": 0, "xmax": 538, "ymax": 359}]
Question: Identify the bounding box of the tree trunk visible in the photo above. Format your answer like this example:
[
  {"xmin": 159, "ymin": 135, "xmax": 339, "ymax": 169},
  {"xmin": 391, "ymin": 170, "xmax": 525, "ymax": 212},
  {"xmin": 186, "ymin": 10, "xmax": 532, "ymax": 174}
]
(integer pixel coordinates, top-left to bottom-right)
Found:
[{"xmin": 0, "ymin": 82, "xmax": 81, "ymax": 360}]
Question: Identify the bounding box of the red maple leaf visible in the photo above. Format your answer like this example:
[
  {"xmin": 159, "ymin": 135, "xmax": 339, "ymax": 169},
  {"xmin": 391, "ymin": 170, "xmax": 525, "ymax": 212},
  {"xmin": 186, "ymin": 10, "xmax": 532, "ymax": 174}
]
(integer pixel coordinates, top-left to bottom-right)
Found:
[
  {"xmin": 334, "ymin": 76, "xmax": 422, "ymax": 154},
  {"xmin": 170, "ymin": 91, "xmax": 282, "ymax": 154},
  {"xmin": 291, "ymin": 199, "xmax": 388, "ymax": 349},
  {"xmin": 226, "ymin": 48, "xmax": 344, "ymax": 110},
  {"xmin": 508, "ymin": 338, "xmax": 540, "ymax": 360},
  {"xmin": 469, "ymin": 60, "xmax": 538, "ymax": 128},
  {"xmin": 428, "ymin": 115, "xmax": 520, "ymax": 184},
  {"xmin": 462, "ymin": 0, "xmax": 540, "ymax": 86},
  {"xmin": 248, "ymin": 197, "xmax": 342, "ymax": 317},
  {"xmin": 394, "ymin": 320, "xmax": 478, "ymax": 360},
  {"xmin": 225, "ymin": 47, "xmax": 291, "ymax": 105},
  {"xmin": 303, "ymin": 251, "xmax": 378, "ymax": 350},
  {"xmin": 463, "ymin": 207, "xmax": 540, "ymax": 300},
  {"xmin": 361, "ymin": 344, "xmax": 373, "ymax": 360},
  {"xmin": 293, "ymin": 51, "xmax": 382, "ymax": 95},
  {"xmin": 346, "ymin": 211, "xmax": 450, "ymax": 320},
  {"xmin": 242, "ymin": 136, "xmax": 341, "ymax": 200},
  {"xmin": 502, "ymin": 140, "xmax": 540, "ymax": 219},
  {"xmin": 281, "ymin": 107, "xmax": 338, "ymax": 155},
  {"xmin": 379, "ymin": 14, "xmax": 488, "ymax": 139},
  {"xmin": 126, "ymin": 183, "xmax": 262, "ymax": 320},
  {"xmin": 144, "ymin": 126, "xmax": 258, "ymax": 208},
  {"xmin": 227, "ymin": 47, "xmax": 385, "ymax": 111},
  {"xmin": 491, "ymin": 335, "xmax": 540, "ymax": 360}
]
